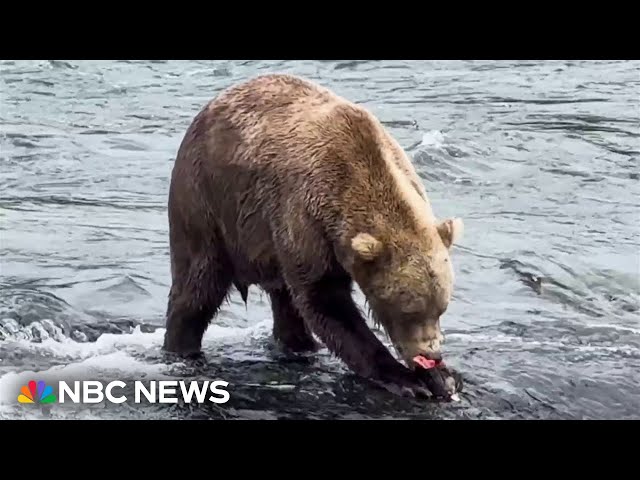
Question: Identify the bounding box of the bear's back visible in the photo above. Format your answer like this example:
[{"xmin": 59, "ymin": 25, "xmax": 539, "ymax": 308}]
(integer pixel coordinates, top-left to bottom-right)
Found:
[
  {"xmin": 196, "ymin": 74, "xmax": 431, "ymax": 213},
  {"xmin": 211, "ymin": 73, "xmax": 342, "ymax": 130},
  {"xmin": 218, "ymin": 74, "xmax": 429, "ymax": 204},
  {"xmin": 200, "ymin": 74, "xmax": 390, "ymax": 172}
]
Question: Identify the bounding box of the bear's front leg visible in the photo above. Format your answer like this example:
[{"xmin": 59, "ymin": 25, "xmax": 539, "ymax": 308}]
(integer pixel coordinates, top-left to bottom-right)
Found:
[{"xmin": 287, "ymin": 271, "xmax": 432, "ymax": 399}]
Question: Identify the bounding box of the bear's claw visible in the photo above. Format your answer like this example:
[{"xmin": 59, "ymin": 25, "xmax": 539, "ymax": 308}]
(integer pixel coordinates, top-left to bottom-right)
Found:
[
  {"xmin": 371, "ymin": 379, "xmax": 432, "ymax": 399},
  {"xmin": 369, "ymin": 361, "xmax": 435, "ymax": 400},
  {"xmin": 413, "ymin": 358, "xmax": 464, "ymax": 401}
]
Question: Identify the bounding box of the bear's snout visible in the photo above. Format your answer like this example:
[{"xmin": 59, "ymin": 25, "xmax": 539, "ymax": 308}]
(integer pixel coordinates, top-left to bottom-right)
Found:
[{"xmin": 389, "ymin": 321, "xmax": 444, "ymax": 367}]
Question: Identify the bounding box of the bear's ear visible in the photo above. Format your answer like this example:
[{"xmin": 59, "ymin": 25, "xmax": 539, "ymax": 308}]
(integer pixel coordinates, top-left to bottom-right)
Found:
[
  {"xmin": 351, "ymin": 232, "xmax": 383, "ymax": 261},
  {"xmin": 437, "ymin": 217, "xmax": 464, "ymax": 249}
]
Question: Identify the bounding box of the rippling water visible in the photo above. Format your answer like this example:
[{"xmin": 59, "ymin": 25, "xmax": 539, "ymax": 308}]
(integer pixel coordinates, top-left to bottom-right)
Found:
[{"xmin": 1, "ymin": 60, "xmax": 639, "ymax": 420}]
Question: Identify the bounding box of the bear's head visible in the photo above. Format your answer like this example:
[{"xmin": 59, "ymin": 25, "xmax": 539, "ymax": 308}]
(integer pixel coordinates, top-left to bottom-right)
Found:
[{"xmin": 350, "ymin": 217, "xmax": 464, "ymax": 367}]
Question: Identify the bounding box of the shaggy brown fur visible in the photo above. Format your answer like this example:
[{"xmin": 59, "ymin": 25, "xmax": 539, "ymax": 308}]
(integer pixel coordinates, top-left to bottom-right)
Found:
[{"xmin": 163, "ymin": 73, "xmax": 464, "ymax": 399}]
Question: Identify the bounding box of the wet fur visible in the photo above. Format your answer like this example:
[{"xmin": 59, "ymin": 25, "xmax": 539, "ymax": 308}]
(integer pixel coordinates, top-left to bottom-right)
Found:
[{"xmin": 163, "ymin": 73, "xmax": 455, "ymax": 389}]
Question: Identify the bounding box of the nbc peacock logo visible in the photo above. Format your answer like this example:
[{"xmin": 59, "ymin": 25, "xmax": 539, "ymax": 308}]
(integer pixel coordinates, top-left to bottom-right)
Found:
[{"xmin": 18, "ymin": 380, "xmax": 57, "ymax": 405}]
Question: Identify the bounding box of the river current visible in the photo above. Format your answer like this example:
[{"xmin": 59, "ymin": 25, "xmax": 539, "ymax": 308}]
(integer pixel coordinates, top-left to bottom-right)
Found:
[{"xmin": 1, "ymin": 60, "xmax": 638, "ymax": 419}]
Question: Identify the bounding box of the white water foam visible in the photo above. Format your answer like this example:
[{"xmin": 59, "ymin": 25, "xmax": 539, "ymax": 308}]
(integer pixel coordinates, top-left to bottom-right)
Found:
[
  {"xmin": 420, "ymin": 130, "xmax": 446, "ymax": 149},
  {"xmin": 0, "ymin": 318, "xmax": 272, "ymax": 419}
]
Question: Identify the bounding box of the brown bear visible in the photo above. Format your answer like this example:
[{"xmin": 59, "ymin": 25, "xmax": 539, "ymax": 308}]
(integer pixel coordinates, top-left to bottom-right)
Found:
[{"xmin": 163, "ymin": 73, "xmax": 464, "ymax": 400}]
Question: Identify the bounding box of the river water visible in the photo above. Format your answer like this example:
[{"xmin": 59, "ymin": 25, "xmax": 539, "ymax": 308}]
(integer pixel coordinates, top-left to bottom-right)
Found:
[{"xmin": 1, "ymin": 60, "xmax": 638, "ymax": 420}]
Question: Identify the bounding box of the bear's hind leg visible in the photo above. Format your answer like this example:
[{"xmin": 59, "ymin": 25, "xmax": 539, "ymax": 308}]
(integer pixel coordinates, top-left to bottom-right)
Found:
[
  {"xmin": 269, "ymin": 287, "xmax": 320, "ymax": 353},
  {"xmin": 163, "ymin": 257, "xmax": 232, "ymax": 356}
]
